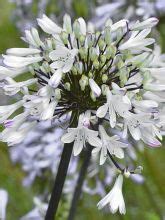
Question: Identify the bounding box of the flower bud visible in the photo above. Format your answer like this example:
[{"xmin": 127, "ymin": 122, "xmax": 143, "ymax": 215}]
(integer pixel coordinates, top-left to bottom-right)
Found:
[
  {"xmin": 93, "ymin": 59, "xmax": 99, "ymax": 69},
  {"xmin": 87, "ymin": 34, "xmax": 94, "ymax": 47},
  {"xmin": 90, "ymin": 91, "xmax": 96, "ymax": 102},
  {"xmin": 75, "ymin": 62, "xmax": 83, "ymax": 74},
  {"xmin": 79, "ymin": 35, "xmax": 85, "ymax": 45},
  {"xmin": 71, "ymin": 66, "xmax": 77, "ymax": 75},
  {"xmin": 46, "ymin": 38, "xmax": 53, "ymax": 50},
  {"xmin": 100, "ymin": 55, "xmax": 106, "ymax": 63},
  {"xmin": 31, "ymin": 28, "xmax": 44, "ymax": 48},
  {"xmin": 79, "ymin": 48, "xmax": 86, "ymax": 60},
  {"xmin": 55, "ymin": 88, "xmax": 61, "ymax": 100},
  {"xmin": 79, "ymin": 75, "xmax": 88, "ymax": 91},
  {"xmin": 89, "ymin": 79, "xmax": 101, "ymax": 97},
  {"xmin": 88, "ymin": 71, "xmax": 93, "ymax": 78},
  {"xmin": 63, "ymin": 14, "xmax": 72, "ymax": 34},
  {"xmin": 106, "ymin": 45, "xmax": 116, "ymax": 59},
  {"xmin": 101, "ymin": 84, "xmax": 109, "ymax": 95},
  {"xmin": 73, "ymin": 20, "xmax": 80, "ymax": 38},
  {"xmin": 90, "ymin": 47, "xmax": 97, "ymax": 61},
  {"xmin": 42, "ymin": 61, "xmax": 51, "ymax": 73},
  {"xmin": 64, "ymin": 82, "xmax": 71, "ymax": 91},
  {"xmin": 104, "ymin": 27, "xmax": 111, "ymax": 45},
  {"xmin": 98, "ymin": 39, "xmax": 105, "ymax": 51},
  {"xmin": 102, "ymin": 74, "xmax": 108, "ymax": 83},
  {"xmin": 60, "ymin": 31, "xmax": 68, "ymax": 45}
]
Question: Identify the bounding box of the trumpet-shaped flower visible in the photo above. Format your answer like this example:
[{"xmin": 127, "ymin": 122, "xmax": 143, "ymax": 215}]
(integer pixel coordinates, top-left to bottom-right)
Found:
[
  {"xmin": 97, "ymin": 174, "xmax": 126, "ymax": 214},
  {"xmin": 0, "ymin": 100, "xmax": 24, "ymax": 123},
  {"xmin": 3, "ymin": 77, "xmax": 37, "ymax": 95},
  {"xmin": 97, "ymin": 89, "xmax": 131, "ymax": 128},
  {"xmin": 61, "ymin": 112, "xmax": 100, "ymax": 156},
  {"xmin": 92, "ymin": 125, "xmax": 128, "ymax": 165},
  {"xmin": 123, "ymin": 112, "xmax": 161, "ymax": 146},
  {"xmin": 0, "ymin": 121, "xmax": 36, "ymax": 146},
  {"xmin": 119, "ymin": 29, "xmax": 155, "ymax": 51},
  {"xmin": 49, "ymin": 46, "xmax": 78, "ymax": 73},
  {"xmin": 37, "ymin": 14, "xmax": 62, "ymax": 35},
  {"xmin": 3, "ymin": 55, "xmax": 43, "ymax": 68}
]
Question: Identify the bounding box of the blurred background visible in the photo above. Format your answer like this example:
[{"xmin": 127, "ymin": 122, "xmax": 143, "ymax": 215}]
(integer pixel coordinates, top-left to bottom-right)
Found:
[{"xmin": 0, "ymin": 0, "xmax": 165, "ymax": 219}]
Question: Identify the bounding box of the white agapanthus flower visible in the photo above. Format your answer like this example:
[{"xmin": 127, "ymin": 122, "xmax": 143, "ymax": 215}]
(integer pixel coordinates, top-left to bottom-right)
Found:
[
  {"xmin": 97, "ymin": 174, "xmax": 126, "ymax": 214},
  {"xmin": 61, "ymin": 112, "xmax": 100, "ymax": 156},
  {"xmin": 49, "ymin": 46, "xmax": 78, "ymax": 73},
  {"xmin": 92, "ymin": 125, "xmax": 128, "ymax": 165},
  {"xmin": 97, "ymin": 85, "xmax": 131, "ymax": 128},
  {"xmin": 0, "ymin": 13, "xmax": 164, "ymax": 217}
]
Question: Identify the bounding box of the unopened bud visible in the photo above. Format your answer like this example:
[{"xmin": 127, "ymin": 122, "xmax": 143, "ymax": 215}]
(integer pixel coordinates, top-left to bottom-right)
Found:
[
  {"xmin": 73, "ymin": 20, "xmax": 80, "ymax": 38},
  {"xmin": 60, "ymin": 31, "xmax": 68, "ymax": 45},
  {"xmin": 64, "ymin": 82, "xmax": 70, "ymax": 91},
  {"xmin": 90, "ymin": 47, "xmax": 97, "ymax": 61},
  {"xmin": 98, "ymin": 39, "xmax": 105, "ymax": 51},
  {"xmin": 79, "ymin": 75, "xmax": 88, "ymax": 91},
  {"xmin": 55, "ymin": 88, "xmax": 61, "ymax": 100},
  {"xmin": 101, "ymin": 84, "xmax": 109, "ymax": 95},
  {"xmin": 102, "ymin": 74, "xmax": 108, "ymax": 83},
  {"xmin": 93, "ymin": 59, "xmax": 99, "ymax": 69},
  {"xmin": 79, "ymin": 35, "xmax": 85, "ymax": 45},
  {"xmin": 100, "ymin": 55, "xmax": 106, "ymax": 63},
  {"xmin": 71, "ymin": 66, "xmax": 77, "ymax": 75},
  {"xmin": 63, "ymin": 14, "xmax": 72, "ymax": 34},
  {"xmin": 104, "ymin": 27, "xmax": 111, "ymax": 45},
  {"xmin": 88, "ymin": 71, "xmax": 93, "ymax": 78}
]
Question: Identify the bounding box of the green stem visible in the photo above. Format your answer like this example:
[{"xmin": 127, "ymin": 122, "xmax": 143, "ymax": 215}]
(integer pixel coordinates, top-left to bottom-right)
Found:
[
  {"xmin": 67, "ymin": 145, "xmax": 93, "ymax": 220},
  {"xmin": 45, "ymin": 113, "xmax": 77, "ymax": 220}
]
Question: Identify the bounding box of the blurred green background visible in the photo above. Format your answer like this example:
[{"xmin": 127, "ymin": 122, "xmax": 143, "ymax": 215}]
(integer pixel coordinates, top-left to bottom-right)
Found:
[{"xmin": 0, "ymin": 1, "xmax": 165, "ymax": 220}]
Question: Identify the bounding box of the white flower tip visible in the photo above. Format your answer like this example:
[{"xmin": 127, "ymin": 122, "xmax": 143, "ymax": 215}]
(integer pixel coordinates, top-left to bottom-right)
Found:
[{"xmin": 150, "ymin": 17, "xmax": 159, "ymax": 25}]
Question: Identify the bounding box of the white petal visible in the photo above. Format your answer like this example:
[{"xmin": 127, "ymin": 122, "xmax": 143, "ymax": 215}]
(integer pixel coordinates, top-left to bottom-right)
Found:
[
  {"xmin": 61, "ymin": 129, "xmax": 76, "ymax": 143},
  {"xmin": 100, "ymin": 146, "xmax": 107, "ymax": 165},
  {"xmin": 92, "ymin": 147, "xmax": 101, "ymax": 154},
  {"xmin": 89, "ymin": 79, "xmax": 101, "ymax": 97},
  {"xmin": 49, "ymin": 69, "xmax": 63, "ymax": 88},
  {"xmin": 3, "ymin": 55, "xmax": 42, "ymax": 68},
  {"xmin": 73, "ymin": 138, "xmax": 84, "ymax": 156},
  {"xmin": 96, "ymin": 103, "xmax": 108, "ymax": 118},
  {"xmin": 37, "ymin": 14, "xmax": 62, "ymax": 34},
  {"xmin": 109, "ymin": 103, "xmax": 116, "ymax": 128},
  {"xmin": 6, "ymin": 48, "xmax": 40, "ymax": 56},
  {"xmin": 62, "ymin": 60, "xmax": 74, "ymax": 73},
  {"xmin": 40, "ymin": 101, "xmax": 57, "ymax": 120},
  {"xmin": 129, "ymin": 125, "xmax": 141, "ymax": 140},
  {"xmin": 78, "ymin": 17, "xmax": 87, "ymax": 35},
  {"xmin": 87, "ymin": 135, "xmax": 102, "ymax": 147}
]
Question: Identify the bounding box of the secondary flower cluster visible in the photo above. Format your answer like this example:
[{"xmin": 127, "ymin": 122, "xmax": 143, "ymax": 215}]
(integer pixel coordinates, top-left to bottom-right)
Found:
[
  {"xmin": 94, "ymin": 0, "xmax": 165, "ymax": 29},
  {"xmin": 0, "ymin": 14, "xmax": 164, "ymax": 214}
]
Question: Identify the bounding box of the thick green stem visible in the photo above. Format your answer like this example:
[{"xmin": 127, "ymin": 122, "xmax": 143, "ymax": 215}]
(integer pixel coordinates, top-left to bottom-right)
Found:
[
  {"xmin": 67, "ymin": 145, "xmax": 93, "ymax": 220},
  {"xmin": 45, "ymin": 113, "xmax": 77, "ymax": 220}
]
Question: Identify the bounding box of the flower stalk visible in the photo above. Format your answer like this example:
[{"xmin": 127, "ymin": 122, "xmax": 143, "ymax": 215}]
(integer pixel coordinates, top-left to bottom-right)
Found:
[
  {"xmin": 68, "ymin": 144, "xmax": 93, "ymax": 220},
  {"xmin": 45, "ymin": 113, "xmax": 78, "ymax": 220}
]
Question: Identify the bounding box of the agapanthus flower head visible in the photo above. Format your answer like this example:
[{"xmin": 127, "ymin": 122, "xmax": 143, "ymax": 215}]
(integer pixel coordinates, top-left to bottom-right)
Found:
[{"xmin": 0, "ymin": 13, "xmax": 164, "ymax": 215}]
